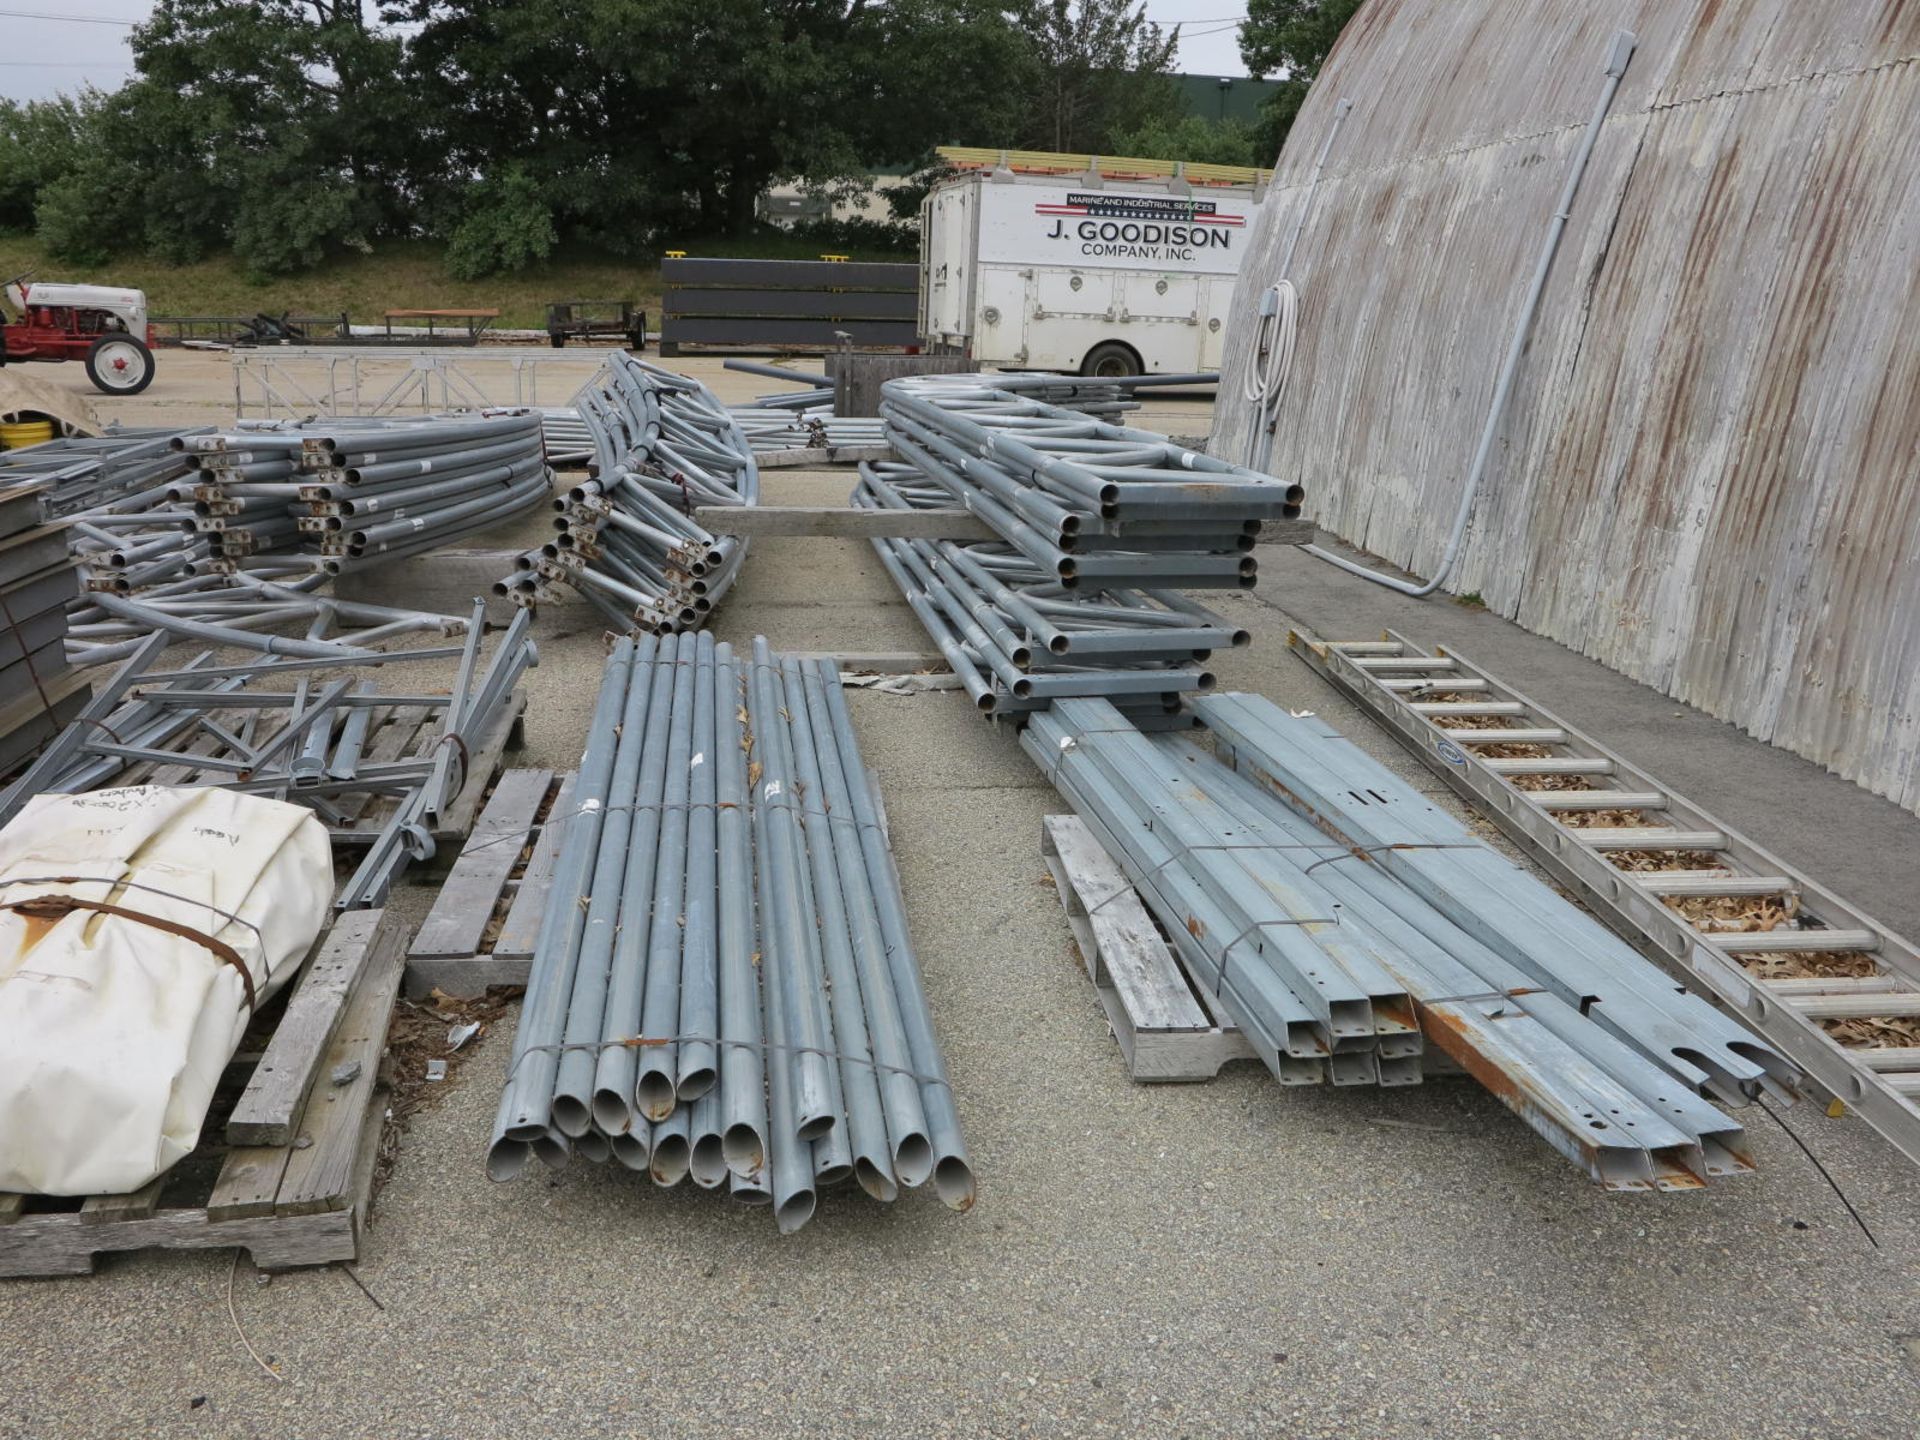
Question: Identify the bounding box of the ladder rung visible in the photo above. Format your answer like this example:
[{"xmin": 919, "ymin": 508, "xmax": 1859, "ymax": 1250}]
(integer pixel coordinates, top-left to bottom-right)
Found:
[
  {"xmin": 1708, "ymin": 928, "xmax": 1877, "ymax": 955},
  {"xmin": 1381, "ymin": 677, "xmax": 1488, "ymax": 693},
  {"xmin": 1578, "ymin": 827, "xmax": 1726, "ymax": 851},
  {"xmin": 1484, "ymin": 756, "xmax": 1613, "ymax": 775},
  {"xmin": 1410, "ymin": 701, "xmax": 1526, "ymax": 716},
  {"xmin": 1353, "ymin": 656, "xmax": 1456, "ymax": 671},
  {"xmin": 1881, "ymin": 1073, "xmax": 1920, "ymax": 1097},
  {"xmin": 1333, "ymin": 641, "xmax": 1404, "ymax": 656},
  {"xmin": 1760, "ymin": 976, "xmax": 1899, "ymax": 996},
  {"xmin": 1857, "ymin": 1046, "xmax": 1920, "ymax": 1071},
  {"xmin": 1450, "ymin": 727, "xmax": 1568, "ymax": 745},
  {"xmin": 1633, "ymin": 871, "xmax": 1795, "ymax": 897},
  {"xmin": 1538, "ymin": 790, "xmax": 1667, "ymax": 811},
  {"xmin": 1788, "ymin": 993, "xmax": 1920, "ymax": 1021}
]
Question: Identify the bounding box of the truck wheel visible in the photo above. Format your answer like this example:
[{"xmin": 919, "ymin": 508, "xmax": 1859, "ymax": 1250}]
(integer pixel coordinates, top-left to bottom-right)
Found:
[
  {"xmin": 1080, "ymin": 342, "xmax": 1141, "ymax": 378},
  {"xmin": 85, "ymin": 335, "xmax": 155, "ymax": 395}
]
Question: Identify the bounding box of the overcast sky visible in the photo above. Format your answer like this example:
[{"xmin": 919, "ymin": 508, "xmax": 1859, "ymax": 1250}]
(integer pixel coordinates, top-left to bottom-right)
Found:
[{"xmin": 0, "ymin": 2, "xmax": 1252, "ymax": 105}]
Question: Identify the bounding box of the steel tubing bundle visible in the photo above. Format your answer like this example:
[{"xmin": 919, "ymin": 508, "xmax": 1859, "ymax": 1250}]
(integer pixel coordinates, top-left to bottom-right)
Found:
[
  {"xmin": 44, "ymin": 419, "xmax": 547, "ymax": 667},
  {"xmin": 856, "ymin": 459, "xmax": 1244, "ymax": 718},
  {"xmin": 879, "ymin": 373, "xmax": 1301, "ymax": 590},
  {"xmin": 1025, "ymin": 693, "xmax": 1795, "ymax": 1191},
  {"xmin": 487, "ymin": 633, "xmax": 973, "ymax": 1231},
  {"xmin": 497, "ymin": 354, "xmax": 759, "ymax": 634},
  {"xmin": 1194, "ymin": 695, "xmax": 1801, "ymax": 1105},
  {"xmin": 538, "ymin": 408, "xmax": 594, "ymax": 467}
]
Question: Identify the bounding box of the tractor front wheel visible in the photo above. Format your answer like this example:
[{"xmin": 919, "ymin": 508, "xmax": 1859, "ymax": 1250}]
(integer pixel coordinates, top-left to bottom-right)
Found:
[{"xmin": 85, "ymin": 334, "xmax": 155, "ymax": 396}]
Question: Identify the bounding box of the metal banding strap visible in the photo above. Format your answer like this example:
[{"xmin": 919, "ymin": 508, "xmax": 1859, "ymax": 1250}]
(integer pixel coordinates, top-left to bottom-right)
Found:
[{"xmin": 0, "ymin": 893, "xmax": 259, "ymax": 1013}]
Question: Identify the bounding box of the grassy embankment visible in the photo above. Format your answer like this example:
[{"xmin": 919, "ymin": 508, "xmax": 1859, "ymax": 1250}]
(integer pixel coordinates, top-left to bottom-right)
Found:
[{"xmin": 0, "ymin": 232, "xmax": 905, "ymax": 332}]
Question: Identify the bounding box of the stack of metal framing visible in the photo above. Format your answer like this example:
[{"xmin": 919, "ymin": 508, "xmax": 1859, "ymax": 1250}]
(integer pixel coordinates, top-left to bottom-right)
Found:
[
  {"xmin": 878, "ymin": 373, "xmax": 1301, "ymax": 592},
  {"xmin": 488, "ymin": 633, "xmax": 973, "ymax": 1232},
  {"xmin": 855, "ymin": 459, "xmax": 1244, "ymax": 719},
  {"xmin": 498, "ymin": 355, "xmax": 759, "ymax": 634},
  {"xmin": 0, "ymin": 604, "xmax": 533, "ymax": 909},
  {"xmin": 0, "ymin": 420, "xmax": 549, "ymax": 671},
  {"xmin": 1024, "ymin": 692, "xmax": 1800, "ymax": 1191}
]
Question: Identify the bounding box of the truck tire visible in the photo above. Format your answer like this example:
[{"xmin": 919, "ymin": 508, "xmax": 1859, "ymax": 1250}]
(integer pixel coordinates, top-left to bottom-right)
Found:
[
  {"xmin": 1080, "ymin": 341, "xmax": 1141, "ymax": 378},
  {"xmin": 85, "ymin": 334, "xmax": 155, "ymax": 396}
]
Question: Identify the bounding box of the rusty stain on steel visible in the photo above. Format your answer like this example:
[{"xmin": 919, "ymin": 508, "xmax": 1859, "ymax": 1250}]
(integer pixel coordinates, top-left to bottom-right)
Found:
[{"xmin": 1214, "ymin": 0, "xmax": 1920, "ymax": 815}]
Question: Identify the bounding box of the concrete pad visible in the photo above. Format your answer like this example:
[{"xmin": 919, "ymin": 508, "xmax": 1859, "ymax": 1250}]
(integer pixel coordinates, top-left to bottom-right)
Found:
[{"xmin": 4, "ymin": 351, "xmax": 1917, "ymax": 1440}]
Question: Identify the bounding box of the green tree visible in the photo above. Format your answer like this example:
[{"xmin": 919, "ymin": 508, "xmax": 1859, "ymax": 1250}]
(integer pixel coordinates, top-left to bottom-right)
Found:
[
  {"xmin": 0, "ymin": 96, "xmax": 97, "ymax": 235},
  {"xmin": 401, "ymin": 0, "xmax": 1033, "ymax": 256},
  {"xmin": 34, "ymin": 0, "xmax": 417, "ymax": 275},
  {"xmin": 1020, "ymin": 0, "xmax": 1181, "ymax": 153},
  {"xmin": 1108, "ymin": 113, "xmax": 1260, "ymax": 167},
  {"xmin": 1239, "ymin": 0, "xmax": 1363, "ymax": 161}
]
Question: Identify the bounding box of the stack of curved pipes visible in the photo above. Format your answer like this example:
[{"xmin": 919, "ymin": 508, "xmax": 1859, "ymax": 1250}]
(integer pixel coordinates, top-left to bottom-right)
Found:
[
  {"xmin": 879, "ymin": 373, "xmax": 1303, "ymax": 593},
  {"xmin": 60, "ymin": 416, "xmax": 548, "ymax": 667},
  {"xmin": 1026, "ymin": 691, "xmax": 1797, "ymax": 1190},
  {"xmin": 498, "ymin": 355, "xmax": 758, "ymax": 634},
  {"xmin": 855, "ymin": 459, "xmax": 1246, "ymax": 719},
  {"xmin": 195, "ymin": 411, "xmax": 550, "ymax": 576},
  {"xmin": 488, "ymin": 632, "xmax": 974, "ymax": 1233}
]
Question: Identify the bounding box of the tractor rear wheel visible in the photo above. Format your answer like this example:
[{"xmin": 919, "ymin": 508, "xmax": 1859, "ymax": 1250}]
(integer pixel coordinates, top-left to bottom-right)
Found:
[{"xmin": 85, "ymin": 334, "xmax": 155, "ymax": 396}]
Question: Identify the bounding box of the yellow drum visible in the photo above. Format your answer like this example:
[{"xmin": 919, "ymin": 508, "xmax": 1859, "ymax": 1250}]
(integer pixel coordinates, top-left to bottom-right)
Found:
[{"xmin": 0, "ymin": 420, "xmax": 54, "ymax": 450}]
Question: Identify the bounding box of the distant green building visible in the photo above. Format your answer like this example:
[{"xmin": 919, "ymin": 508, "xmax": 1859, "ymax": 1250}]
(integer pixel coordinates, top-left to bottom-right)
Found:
[{"xmin": 1173, "ymin": 73, "xmax": 1283, "ymax": 125}]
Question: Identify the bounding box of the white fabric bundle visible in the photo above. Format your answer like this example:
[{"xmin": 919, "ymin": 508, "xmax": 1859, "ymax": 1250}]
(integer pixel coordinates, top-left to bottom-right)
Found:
[{"xmin": 0, "ymin": 786, "xmax": 331, "ymax": 1195}]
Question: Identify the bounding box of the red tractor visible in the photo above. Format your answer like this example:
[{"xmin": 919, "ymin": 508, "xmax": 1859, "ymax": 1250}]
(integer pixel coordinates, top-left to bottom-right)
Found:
[{"xmin": 0, "ymin": 272, "xmax": 158, "ymax": 396}]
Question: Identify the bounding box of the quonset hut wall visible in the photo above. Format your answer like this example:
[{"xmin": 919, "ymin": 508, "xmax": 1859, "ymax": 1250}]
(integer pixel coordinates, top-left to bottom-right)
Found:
[{"xmin": 1211, "ymin": 0, "xmax": 1920, "ymax": 814}]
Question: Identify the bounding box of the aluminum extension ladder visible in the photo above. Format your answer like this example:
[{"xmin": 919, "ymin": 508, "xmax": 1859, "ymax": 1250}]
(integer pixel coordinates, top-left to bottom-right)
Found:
[{"xmin": 1289, "ymin": 626, "xmax": 1920, "ymax": 1169}]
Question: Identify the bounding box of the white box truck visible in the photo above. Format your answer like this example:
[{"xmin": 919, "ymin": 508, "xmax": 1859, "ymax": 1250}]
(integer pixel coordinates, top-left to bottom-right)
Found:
[{"xmin": 919, "ymin": 150, "xmax": 1267, "ymax": 377}]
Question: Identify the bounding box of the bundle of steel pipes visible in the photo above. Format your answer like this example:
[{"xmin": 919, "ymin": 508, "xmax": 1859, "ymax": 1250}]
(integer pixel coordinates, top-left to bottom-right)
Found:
[
  {"xmin": 488, "ymin": 633, "xmax": 973, "ymax": 1232},
  {"xmin": 855, "ymin": 459, "xmax": 1243, "ymax": 719},
  {"xmin": 0, "ymin": 603, "xmax": 533, "ymax": 908},
  {"xmin": 1025, "ymin": 693, "xmax": 1799, "ymax": 1191},
  {"xmin": 537, "ymin": 408, "xmax": 594, "ymax": 468},
  {"xmin": 879, "ymin": 373, "xmax": 1301, "ymax": 590},
  {"xmin": 190, "ymin": 410, "xmax": 552, "ymax": 576},
  {"xmin": 497, "ymin": 355, "xmax": 759, "ymax": 633}
]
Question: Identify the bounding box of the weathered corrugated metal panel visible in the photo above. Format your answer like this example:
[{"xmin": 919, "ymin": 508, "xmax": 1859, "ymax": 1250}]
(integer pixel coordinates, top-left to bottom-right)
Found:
[{"xmin": 1213, "ymin": 0, "xmax": 1920, "ymax": 813}]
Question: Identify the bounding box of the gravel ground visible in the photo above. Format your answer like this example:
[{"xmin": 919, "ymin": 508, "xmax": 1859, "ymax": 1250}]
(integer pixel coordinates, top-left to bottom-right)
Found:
[{"xmin": 2, "ymin": 356, "xmax": 1917, "ymax": 1438}]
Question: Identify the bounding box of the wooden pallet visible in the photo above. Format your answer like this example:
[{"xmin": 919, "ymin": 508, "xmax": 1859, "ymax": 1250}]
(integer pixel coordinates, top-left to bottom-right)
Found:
[
  {"xmin": 0, "ymin": 908, "xmax": 410, "ymax": 1278},
  {"xmin": 1043, "ymin": 813, "xmax": 1257, "ymax": 1082},
  {"xmin": 406, "ymin": 769, "xmax": 574, "ymax": 998},
  {"xmin": 120, "ymin": 689, "xmax": 528, "ymax": 851},
  {"xmin": 1044, "ymin": 815, "xmax": 1464, "ymax": 1085}
]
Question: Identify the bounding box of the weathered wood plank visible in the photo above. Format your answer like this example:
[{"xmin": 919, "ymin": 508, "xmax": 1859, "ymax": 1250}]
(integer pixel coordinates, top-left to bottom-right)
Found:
[
  {"xmin": 0, "ymin": 1206, "xmax": 357, "ymax": 1278},
  {"xmin": 1045, "ymin": 814, "xmax": 1210, "ymax": 1032},
  {"xmin": 1041, "ymin": 815, "xmax": 1256, "ymax": 1083},
  {"xmin": 491, "ymin": 771, "xmax": 576, "ymax": 963},
  {"xmin": 753, "ymin": 444, "xmax": 893, "ymax": 469},
  {"xmin": 693, "ymin": 505, "xmax": 995, "ymax": 540},
  {"xmin": 226, "ymin": 911, "xmax": 385, "ymax": 1147},
  {"xmin": 205, "ymin": 1140, "xmax": 293, "ymax": 1221},
  {"xmin": 410, "ymin": 768, "xmax": 551, "ymax": 962},
  {"xmin": 430, "ymin": 690, "xmax": 529, "ymax": 842},
  {"xmin": 78, "ymin": 1176, "xmax": 167, "ymax": 1224},
  {"xmin": 275, "ymin": 913, "xmax": 409, "ymax": 1215}
]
